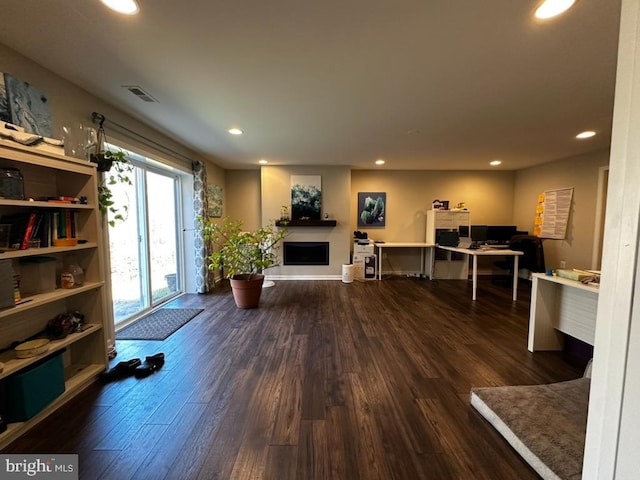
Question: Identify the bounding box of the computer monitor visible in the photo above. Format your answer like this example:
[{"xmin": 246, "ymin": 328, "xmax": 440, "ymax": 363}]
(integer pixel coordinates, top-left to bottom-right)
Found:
[
  {"xmin": 486, "ymin": 225, "xmax": 518, "ymax": 243},
  {"xmin": 458, "ymin": 225, "xmax": 469, "ymax": 238},
  {"xmin": 470, "ymin": 225, "xmax": 488, "ymax": 242}
]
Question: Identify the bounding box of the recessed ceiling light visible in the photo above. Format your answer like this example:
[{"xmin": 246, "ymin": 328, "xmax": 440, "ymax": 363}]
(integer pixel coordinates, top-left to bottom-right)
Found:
[
  {"xmin": 100, "ymin": 0, "xmax": 139, "ymax": 15},
  {"xmin": 490, "ymin": 160, "xmax": 502, "ymax": 166},
  {"xmin": 535, "ymin": 0, "xmax": 576, "ymax": 19},
  {"xmin": 259, "ymin": 159, "xmax": 268, "ymax": 165},
  {"xmin": 375, "ymin": 159, "xmax": 385, "ymax": 165},
  {"xmin": 228, "ymin": 128, "xmax": 243, "ymax": 135},
  {"xmin": 576, "ymin": 130, "xmax": 596, "ymax": 139}
]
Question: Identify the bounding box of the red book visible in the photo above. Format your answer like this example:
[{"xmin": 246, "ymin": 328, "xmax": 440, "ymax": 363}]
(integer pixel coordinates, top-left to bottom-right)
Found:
[
  {"xmin": 65, "ymin": 210, "xmax": 72, "ymax": 239},
  {"xmin": 20, "ymin": 212, "xmax": 37, "ymax": 249}
]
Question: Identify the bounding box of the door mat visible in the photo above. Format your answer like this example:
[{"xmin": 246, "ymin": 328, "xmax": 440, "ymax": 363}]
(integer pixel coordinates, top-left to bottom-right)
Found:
[{"xmin": 116, "ymin": 308, "xmax": 204, "ymax": 341}]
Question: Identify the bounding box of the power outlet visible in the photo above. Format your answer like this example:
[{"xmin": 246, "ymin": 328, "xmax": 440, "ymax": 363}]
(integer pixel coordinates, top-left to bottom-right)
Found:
[{"xmin": 559, "ymin": 260, "xmax": 567, "ymax": 269}]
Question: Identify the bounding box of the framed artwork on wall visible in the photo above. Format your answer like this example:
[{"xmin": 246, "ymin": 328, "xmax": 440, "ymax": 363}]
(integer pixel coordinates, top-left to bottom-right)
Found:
[
  {"xmin": 0, "ymin": 72, "xmax": 52, "ymax": 137},
  {"xmin": 358, "ymin": 192, "xmax": 386, "ymax": 227},
  {"xmin": 291, "ymin": 175, "xmax": 322, "ymax": 220},
  {"xmin": 207, "ymin": 184, "xmax": 223, "ymax": 217}
]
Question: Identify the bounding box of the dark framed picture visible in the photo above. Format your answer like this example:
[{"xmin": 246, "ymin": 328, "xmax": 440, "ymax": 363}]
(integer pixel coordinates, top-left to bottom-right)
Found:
[
  {"xmin": 291, "ymin": 175, "xmax": 322, "ymax": 220},
  {"xmin": 358, "ymin": 192, "xmax": 386, "ymax": 227}
]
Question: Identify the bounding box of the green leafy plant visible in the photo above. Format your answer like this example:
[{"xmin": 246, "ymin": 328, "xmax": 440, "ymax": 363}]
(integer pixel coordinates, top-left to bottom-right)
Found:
[
  {"xmin": 90, "ymin": 150, "xmax": 133, "ymax": 227},
  {"xmin": 200, "ymin": 217, "xmax": 288, "ymax": 279}
]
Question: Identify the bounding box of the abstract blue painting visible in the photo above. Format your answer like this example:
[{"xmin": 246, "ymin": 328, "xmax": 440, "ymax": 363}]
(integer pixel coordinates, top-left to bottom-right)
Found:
[{"xmin": 1, "ymin": 72, "xmax": 52, "ymax": 137}]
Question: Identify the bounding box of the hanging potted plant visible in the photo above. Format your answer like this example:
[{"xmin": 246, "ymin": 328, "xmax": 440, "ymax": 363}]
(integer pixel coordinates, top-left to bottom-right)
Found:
[
  {"xmin": 89, "ymin": 149, "xmax": 133, "ymax": 226},
  {"xmin": 201, "ymin": 217, "xmax": 288, "ymax": 308},
  {"xmin": 88, "ymin": 113, "xmax": 134, "ymax": 226},
  {"xmin": 90, "ymin": 149, "xmax": 125, "ymax": 173}
]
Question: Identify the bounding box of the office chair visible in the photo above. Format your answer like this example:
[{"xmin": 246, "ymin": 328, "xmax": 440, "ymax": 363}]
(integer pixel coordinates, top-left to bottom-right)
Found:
[{"xmin": 494, "ymin": 235, "xmax": 546, "ymax": 280}]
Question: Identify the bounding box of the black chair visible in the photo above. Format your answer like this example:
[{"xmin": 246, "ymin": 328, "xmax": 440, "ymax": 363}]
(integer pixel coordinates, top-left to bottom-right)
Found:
[{"xmin": 494, "ymin": 235, "xmax": 545, "ymax": 279}]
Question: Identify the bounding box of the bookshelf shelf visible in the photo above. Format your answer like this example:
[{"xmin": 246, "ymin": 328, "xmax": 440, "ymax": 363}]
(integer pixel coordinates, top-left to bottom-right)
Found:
[
  {"xmin": 0, "ymin": 243, "xmax": 98, "ymax": 259},
  {"xmin": 0, "ymin": 199, "xmax": 95, "ymax": 209}
]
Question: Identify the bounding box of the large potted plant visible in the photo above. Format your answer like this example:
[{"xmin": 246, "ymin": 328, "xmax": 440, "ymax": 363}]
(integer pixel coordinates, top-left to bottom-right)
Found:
[{"xmin": 201, "ymin": 217, "xmax": 288, "ymax": 308}]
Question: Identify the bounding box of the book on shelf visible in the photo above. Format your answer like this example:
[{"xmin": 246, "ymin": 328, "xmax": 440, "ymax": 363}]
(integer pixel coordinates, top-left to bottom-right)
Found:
[
  {"xmin": 0, "ymin": 208, "xmax": 78, "ymax": 250},
  {"xmin": 54, "ymin": 209, "xmax": 78, "ymax": 240}
]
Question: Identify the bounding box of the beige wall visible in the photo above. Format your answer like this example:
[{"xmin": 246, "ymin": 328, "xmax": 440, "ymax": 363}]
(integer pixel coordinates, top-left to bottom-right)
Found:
[
  {"xmin": 350, "ymin": 170, "xmax": 517, "ymax": 242},
  {"xmin": 513, "ymin": 149, "xmax": 610, "ymax": 270},
  {"xmin": 261, "ymin": 165, "xmax": 351, "ymax": 277},
  {"xmin": 0, "ymin": 43, "xmax": 203, "ymax": 169},
  {"xmin": 351, "ymin": 170, "xmax": 517, "ymax": 273},
  {"xmin": 223, "ymin": 170, "xmax": 261, "ymax": 230}
]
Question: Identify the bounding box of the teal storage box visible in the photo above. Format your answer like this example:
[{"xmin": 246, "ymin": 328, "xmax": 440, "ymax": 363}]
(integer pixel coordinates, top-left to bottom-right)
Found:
[{"xmin": 4, "ymin": 351, "xmax": 65, "ymax": 422}]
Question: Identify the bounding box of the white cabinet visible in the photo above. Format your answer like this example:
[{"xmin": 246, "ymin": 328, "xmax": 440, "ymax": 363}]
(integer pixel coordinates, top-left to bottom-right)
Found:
[
  {"xmin": 426, "ymin": 210, "xmax": 470, "ymax": 279},
  {"xmin": 0, "ymin": 140, "xmax": 108, "ymax": 448}
]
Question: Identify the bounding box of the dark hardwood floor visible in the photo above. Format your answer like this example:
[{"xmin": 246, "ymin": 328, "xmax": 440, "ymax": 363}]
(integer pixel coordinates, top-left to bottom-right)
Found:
[{"xmin": 3, "ymin": 276, "xmax": 582, "ymax": 479}]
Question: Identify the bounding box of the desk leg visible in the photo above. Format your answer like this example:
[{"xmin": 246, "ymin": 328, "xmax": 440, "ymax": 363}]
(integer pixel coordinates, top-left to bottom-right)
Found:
[
  {"xmin": 472, "ymin": 255, "xmax": 478, "ymax": 300},
  {"xmin": 378, "ymin": 247, "xmax": 382, "ymax": 280},
  {"xmin": 512, "ymin": 255, "xmax": 519, "ymax": 301},
  {"xmin": 528, "ymin": 276, "xmax": 564, "ymax": 351},
  {"xmin": 425, "ymin": 248, "xmax": 433, "ymax": 280}
]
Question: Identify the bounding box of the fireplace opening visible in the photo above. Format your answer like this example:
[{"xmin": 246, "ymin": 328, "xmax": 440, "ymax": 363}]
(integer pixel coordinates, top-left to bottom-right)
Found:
[{"xmin": 283, "ymin": 242, "xmax": 330, "ymax": 266}]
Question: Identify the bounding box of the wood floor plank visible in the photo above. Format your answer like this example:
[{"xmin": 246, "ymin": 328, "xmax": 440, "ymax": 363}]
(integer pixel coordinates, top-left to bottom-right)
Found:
[
  {"xmin": 126, "ymin": 401, "xmax": 208, "ymax": 480},
  {"xmin": 271, "ymin": 334, "xmax": 306, "ymax": 445},
  {"xmin": 97, "ymin": 423, "xmax": 168, "ymax": 480},
  {"xmin": 264, "ymin": 445, "xmax": 298, "ymax": 480},
  {"xmin": 2, "ymin": 277, "xmax": 583, "ymax": 479}
]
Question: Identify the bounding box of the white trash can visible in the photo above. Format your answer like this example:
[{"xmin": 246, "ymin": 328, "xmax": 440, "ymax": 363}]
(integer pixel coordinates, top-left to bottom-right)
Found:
[{"xmin": 342, "ymin": 264, "xmax": 354, "ymax": 283}]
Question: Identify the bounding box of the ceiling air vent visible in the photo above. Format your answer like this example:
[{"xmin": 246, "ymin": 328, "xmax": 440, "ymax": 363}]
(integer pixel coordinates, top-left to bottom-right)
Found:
[{"xmin": 123, "ymin": 85, "xmax": 158, "ymax": 103}]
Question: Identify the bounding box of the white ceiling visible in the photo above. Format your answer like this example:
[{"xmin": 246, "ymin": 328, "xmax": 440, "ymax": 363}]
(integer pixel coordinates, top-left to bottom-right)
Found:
[{"xmin": 0, "ymin": 0, "xmax": 621, "ymax": 170}]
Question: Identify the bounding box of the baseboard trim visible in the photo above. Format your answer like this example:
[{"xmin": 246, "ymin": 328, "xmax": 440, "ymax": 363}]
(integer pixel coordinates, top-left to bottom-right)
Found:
[{"xmin": 265, "ymin": 275, "xmax": 342, "ymax": 281}]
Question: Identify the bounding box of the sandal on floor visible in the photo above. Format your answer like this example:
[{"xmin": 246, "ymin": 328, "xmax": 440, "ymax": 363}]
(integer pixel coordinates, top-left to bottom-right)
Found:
[
  {"xmin": 134, "ymin": 353, "xmax": 165, "ymax": 378},
  {"xmin": 99, "ymin": 358, "xmax": 141, "ymax": 382}
]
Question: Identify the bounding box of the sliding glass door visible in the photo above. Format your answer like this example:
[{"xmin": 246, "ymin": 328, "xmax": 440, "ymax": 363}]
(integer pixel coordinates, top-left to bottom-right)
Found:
[
  {"xmin": 147, "ymin": 170, "xmax": 179, "ymax": 304},
  {"xmin": 107, "ymin": 151, "xmax": 183, "ymax": 325}
]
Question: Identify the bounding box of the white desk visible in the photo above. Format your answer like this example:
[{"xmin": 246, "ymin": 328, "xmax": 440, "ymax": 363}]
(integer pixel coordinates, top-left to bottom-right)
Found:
[
  {"xmin": 528, "ymin": 273, "xmax": 599, "ymax": 352},
  {"xmin": 374, "ymin": 242, "xmax": 435, "ymax": 280},
  {"xmin": 437, "ymin": 246, "xmax": 524, "ymax": 301}
]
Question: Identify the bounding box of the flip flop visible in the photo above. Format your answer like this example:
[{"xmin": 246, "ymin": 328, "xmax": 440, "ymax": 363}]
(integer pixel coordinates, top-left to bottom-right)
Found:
[
  {"xmin": 99, "ymin": 358, "xmax": 141, "ymax": 382},
  {"xmin": 134, "ymin": 353, "xmax": 165, "ymax": 378}
]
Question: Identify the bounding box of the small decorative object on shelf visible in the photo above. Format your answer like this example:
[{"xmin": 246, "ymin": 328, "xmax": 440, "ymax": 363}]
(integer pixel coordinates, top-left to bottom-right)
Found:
[
  {"xmin": 0, "ymin": 168, "xmax": 25, "ymax": 200},
  {"xmin": 432, "ymin": 199, "xmax": 449, "ymax": 210},
  {"xmin": 14, "ymin": 339, "xmax": 50, "ymax": 358},
  {"xmin": 280, "ymin": 205, "xmax": 290, "ymax": 222},
  {"xmin": 46, "ymin": 311, "xmax": 85, "ymax": 339}
]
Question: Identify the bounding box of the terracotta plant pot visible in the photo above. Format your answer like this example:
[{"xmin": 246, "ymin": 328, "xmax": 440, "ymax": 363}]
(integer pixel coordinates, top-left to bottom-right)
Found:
[{"xmin": 229, "ymin": 273, "xmax": 265, "ymax": 308}]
